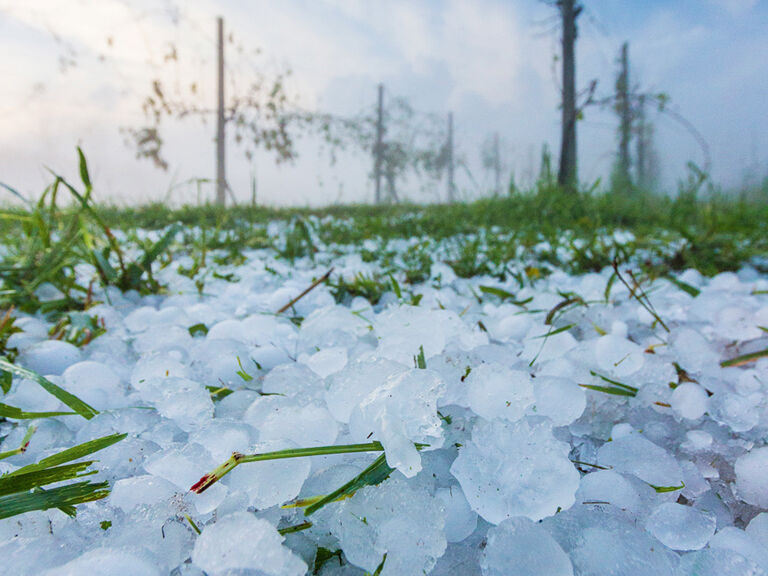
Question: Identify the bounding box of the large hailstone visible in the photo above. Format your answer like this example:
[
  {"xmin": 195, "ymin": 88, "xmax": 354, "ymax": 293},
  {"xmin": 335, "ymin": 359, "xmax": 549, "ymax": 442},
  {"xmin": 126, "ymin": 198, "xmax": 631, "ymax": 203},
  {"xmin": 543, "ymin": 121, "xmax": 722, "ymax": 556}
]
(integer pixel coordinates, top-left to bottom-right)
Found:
[
  {"xmin": 450, "ymin": 418, "xmax": 580, "ymax": 523},
  {"xmin": 349, "ymin": 368, "xmax": 445, "ymax": 478},
  {"xmin": 192, "ymin": 512, "xmax": 306, "ymax": 576},
  {"xmin": 465, "ymin": 363, "xmax": 535, "ymax": 422},
  {"xmin": 645, "ymin": 502, "xmax": 716, "ymax": 551},
  {"xmin": 482, "ymin": 517, "xmax": 573, "ymax": 576},
  {"xmin": 735, "ymin": 447, "xmax": 768, "ymax": 508},
  {"xmin": 597, "ymin": 433, "xmax": 683, "ymax": 489},
  {"xmin": 325, "ymin": 358, "xmax": 408, "ymax": 424},
  {"xmin": 327, "ymin": 476, "xmax": 447, "ymax": 576}
]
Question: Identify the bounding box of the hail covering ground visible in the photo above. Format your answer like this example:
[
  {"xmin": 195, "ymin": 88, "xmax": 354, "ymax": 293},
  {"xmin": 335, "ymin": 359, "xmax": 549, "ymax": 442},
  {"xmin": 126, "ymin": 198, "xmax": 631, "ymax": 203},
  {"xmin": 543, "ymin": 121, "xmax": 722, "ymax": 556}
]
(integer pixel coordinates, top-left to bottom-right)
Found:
[{"xmin": 1, "ymin": 216, "xmax": 768, "ymax": 575}]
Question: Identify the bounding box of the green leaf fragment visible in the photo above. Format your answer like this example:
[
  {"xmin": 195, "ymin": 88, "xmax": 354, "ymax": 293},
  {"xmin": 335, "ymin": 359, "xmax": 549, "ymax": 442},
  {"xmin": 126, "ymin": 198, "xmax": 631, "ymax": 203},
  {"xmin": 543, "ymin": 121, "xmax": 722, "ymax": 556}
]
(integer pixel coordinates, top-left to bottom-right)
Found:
[{"xmin": 0, "ymin": 357, "xmax": 99, "ymax": 420}]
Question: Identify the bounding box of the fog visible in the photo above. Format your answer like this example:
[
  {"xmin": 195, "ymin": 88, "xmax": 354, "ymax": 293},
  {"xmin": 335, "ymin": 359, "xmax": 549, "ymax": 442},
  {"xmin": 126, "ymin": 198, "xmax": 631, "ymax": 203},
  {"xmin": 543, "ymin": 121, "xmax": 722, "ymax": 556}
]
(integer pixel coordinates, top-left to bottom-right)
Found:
[{"xmin": 0, "ymin": 0, "xmax": 766, "ymax": 206}]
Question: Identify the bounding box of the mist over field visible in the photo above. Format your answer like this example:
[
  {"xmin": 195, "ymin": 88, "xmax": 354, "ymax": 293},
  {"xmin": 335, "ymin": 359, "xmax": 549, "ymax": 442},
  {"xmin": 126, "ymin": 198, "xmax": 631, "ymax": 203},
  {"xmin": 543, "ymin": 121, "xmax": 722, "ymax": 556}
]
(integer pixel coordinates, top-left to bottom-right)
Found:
[{"xmin": 0, "ymin": 0, "xmax": 766, "ymax": 206}]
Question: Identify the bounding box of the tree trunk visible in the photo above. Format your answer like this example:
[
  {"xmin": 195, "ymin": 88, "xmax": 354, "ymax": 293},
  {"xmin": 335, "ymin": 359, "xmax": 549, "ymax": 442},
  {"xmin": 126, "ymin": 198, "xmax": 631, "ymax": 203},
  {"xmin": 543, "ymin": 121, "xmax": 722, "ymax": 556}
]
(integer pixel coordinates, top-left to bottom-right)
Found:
[
  {"xmin": 215, "ymin": 16, "xmax": 226, "ymax": 206},
  {"xmin": 617, "ymin": 42, "xmax": 632, "ymax": 186},
  {"xmin": 558, "ymin": 0, "xmax": 578, "ymax": 191}
]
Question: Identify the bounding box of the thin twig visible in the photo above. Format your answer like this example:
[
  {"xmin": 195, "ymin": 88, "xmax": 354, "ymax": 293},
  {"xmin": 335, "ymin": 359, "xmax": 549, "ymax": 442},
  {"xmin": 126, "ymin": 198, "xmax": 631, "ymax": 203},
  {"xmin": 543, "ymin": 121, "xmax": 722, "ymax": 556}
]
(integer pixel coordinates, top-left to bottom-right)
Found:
[
  {"xmin": 612, "ymin": 260, "xmax": 670, "ymax": 333},
  {"xmin": 276, "ymin": 268, "xmax": 334, "ymax": 314}
]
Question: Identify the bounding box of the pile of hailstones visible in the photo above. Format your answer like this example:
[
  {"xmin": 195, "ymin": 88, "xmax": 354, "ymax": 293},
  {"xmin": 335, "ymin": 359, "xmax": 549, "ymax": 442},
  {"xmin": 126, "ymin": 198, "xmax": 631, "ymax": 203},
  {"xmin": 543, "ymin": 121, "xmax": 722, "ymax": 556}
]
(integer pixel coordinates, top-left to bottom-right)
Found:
[{"xmin": 2, "ymin": 255, "xmax": 768, "ymax": 576}]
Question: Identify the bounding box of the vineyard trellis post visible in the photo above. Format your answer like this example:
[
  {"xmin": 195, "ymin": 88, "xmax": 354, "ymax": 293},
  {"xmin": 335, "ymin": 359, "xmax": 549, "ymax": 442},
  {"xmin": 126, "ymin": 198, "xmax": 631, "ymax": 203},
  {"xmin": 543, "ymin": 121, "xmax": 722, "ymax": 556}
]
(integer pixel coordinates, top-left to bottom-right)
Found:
[
  {"xmin": 557, "ymin": 0, "xmax": 580, "ymax": 191},
  {"xmin": 636, "ymin": 94, "xmax": 647, "ymax": 189},
  {"xmin": 617, "ymin": 41, "xmax": 632, "ymax": 186},
  {"xmin": 374, "ymin": 84, "xmax": 384, "ymax": 204},
  {"xmin": 447, "ymin": 111, "xmax": 455, "ymax": 202},
  {"xmin": 494, "ymin": 132, "xmax": 501, "ymax": 196},
  {"xmin": 216, "ymin": 16, "xmax": 227, "ymax": 206}
]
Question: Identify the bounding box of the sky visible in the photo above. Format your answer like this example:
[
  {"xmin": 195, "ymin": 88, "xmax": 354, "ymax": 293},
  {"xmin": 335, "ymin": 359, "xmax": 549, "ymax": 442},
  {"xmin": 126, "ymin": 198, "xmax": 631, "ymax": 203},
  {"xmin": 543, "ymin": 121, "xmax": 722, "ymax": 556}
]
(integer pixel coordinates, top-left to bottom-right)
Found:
[{"xmin": 0, "ymin": 0, "xmax": 766, "ymax": 206}]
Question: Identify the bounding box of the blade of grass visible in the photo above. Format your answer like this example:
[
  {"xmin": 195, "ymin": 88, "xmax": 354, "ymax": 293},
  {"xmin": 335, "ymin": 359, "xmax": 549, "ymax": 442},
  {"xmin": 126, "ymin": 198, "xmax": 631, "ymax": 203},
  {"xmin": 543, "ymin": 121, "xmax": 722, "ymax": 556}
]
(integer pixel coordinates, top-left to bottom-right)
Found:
[
  {"xmin": 0, "ymin": 480, "xmax": 111, "ymax": 520},
  {"xmin": 0, "ymin": 403, "xmax": 77, "ymax": 419},
  {"xmin": 478, "ymin": 285, "xmax": 532, "ymax": 308},
  {"xmin": 278, "ymin": 521, "xmax": 313, "ymax": 536},
  {"xmin": 303, "ymin": 453, "xmax": 394, "ymax": 517},
  {"xmin": 0, "ymin": 462, "xmax": 97, "ymax": 496},
  {"xmin": 0, "ymin": 357, "xmax": 99, "ymax": 419},
  {"xmin": 10, "ymin": 432, "xmax": 126, "ymax": 475},
  {"xmin": 665, "ymin": 275, "xmax": 700, "ymax": 297},
  {"xmin": 588, "ymin": 370, "xmax": 639, "ymax": 392},
  {"xmin": 579, "ymin": 384, "xmax": 637, "ymax": 397},
  {"xmin": 720, "ymin": 348, "xmax": 768, "ymax": 368},
  {"xmin": 0, "ymin": 425, "xmax": 36, "ymax": 460},
  {"xmin": 190, "ymin": 441, "xmax": 386, "ymax": 494},
  {"xmin": 529, "ymin": 323, "xmax": 577, "ymax": 367}
]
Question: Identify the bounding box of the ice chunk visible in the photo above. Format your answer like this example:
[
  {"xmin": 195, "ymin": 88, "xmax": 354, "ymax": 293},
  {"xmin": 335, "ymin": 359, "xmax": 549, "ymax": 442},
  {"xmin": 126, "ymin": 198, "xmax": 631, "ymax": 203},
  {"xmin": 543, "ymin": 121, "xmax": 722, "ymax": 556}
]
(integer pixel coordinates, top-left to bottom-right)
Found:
[
  {"xmin": 261, "ymin": 363, "xmax": 324, "ymax": 402},
  {"xmin": 374, "ymin": 306, "xmax": 464, "ymax": 364},
  {"xmin": 645, "ymin": 502, "xmax": 715, "ymax": 550},
  {"xmin": 299, "ymin": 346, "xmax": 348, "ymax": 378},
  {"xmin": 670, "ymin": 382, "xmax": 709, "ymax": 420},
  {"xmin": 192, "ymin": 512, "xmax": 306, "ymax": 576},
  {"xmin": 349, "ymin": 369, "xmax": 445, "ymax": 477},
  {"xmin": 125, "ymin": 305, "xmax": 159, "ymax": 332},
  {"xmin": 18, "ymin": 340, "xmax": 81, "ymax": 375},
  {"xmin": 328, "ymin": 476, "xmax": 446, "ymax": 576},
  {"xmin": 710, "ymin": 391, "xmax": 760, "ymax": 433},
  {"xmin": 249, "ymin": 343, "xmax": 291, "ymax": 372},
  {"xmin": 298, "ymin": 305, "xmax": 370, "ymax": 353},
  {"xmin": 545, "ymin": 507, "xmax": 679, "ymax": 576},
  {"xmin": 226, "ymin": 441, "xmax": 311, "ymax": 509},
  {"xmin": 189, "ymin": 338, "xmax": 251, "ymax": 386},
  {"xmin": 451, "ymin": 418, "xmax": 579, "ymax": 523},
  {"xmin": 109, "ymin": 474, "xmax": 178, "ymax": 513},
  {"xmin": 143, "ymin": 444, "xmax": 215, "ymax": 489},
  {"xmin": 43, "ymin": 548, "xmax": 162, "ymax": 576},
  {"xmin": 682, "ymin": 429, "xmax": 713, "ymax": 451},
  {"xmin": 484, "ymin": 306, "xmax": 534, "ymax": 342},
  {"xmin": 435, "ymin": 485, "xmax": 477, "ymax": 543},
  {"xmin": 716, "ymin": 306, "xmax": 764, "ymax": 341},
  {"xmin": 138, "ymin": 376, "xmax": 214, "ymax": 432},
  {"xmin": 593, "ymin": 334, "xmax": 644, "ymax": 378},
  {"xmin": 575, "ymin": 470, "xmax": 641, "ymax": 514},
  {"xmin": 532, "ymin": 376, "xmax": 586, "ymax": 426},
  {"xmin": 735, "ymin": 447, "xmax": 768, "ymax": 508},
  {"xmin": 189, "ymin": 420, "xmax": 257, "ymax": 461},
  {"xmin": 325, "ymin": 358, "xmax": 407, "ymax": 424},
  {"xmin": 597, "ymin": 433, "xmax": 683, "ymax": 489},
  {"xmin": 482, "ymin": 517, "xmax": 573, "ymax": 576},
  {"xmin": 61, "ymin": 361, "xmax": 125, "ymax": 409},
  {"xmin": 678, "ymin": 548, "xmax": 767, "ymax": 576},
  {"xmin": 258, "ymin": 402, "xmax": 339, "ymax": 447},
  {"xmin": 130, "ymin": 355, "xmax": 191, "ymax": 388},
  {"xmin": 465, "ymin": 363, "xmax": 534, "ymax": 422},
  {"xmin": 709, "ymin": 526, "xmax": 768, "ymax": 571},
  {"xmin": 747, "ymin": 513, "xmax": 768, "ymax": 549},
  {"xmin": 521, "ymin": 327, "xmax": 577, "ymax": 364},
  {"xmin": 669, "ymin": 328, "xmax": 718, "ymax": 373}
]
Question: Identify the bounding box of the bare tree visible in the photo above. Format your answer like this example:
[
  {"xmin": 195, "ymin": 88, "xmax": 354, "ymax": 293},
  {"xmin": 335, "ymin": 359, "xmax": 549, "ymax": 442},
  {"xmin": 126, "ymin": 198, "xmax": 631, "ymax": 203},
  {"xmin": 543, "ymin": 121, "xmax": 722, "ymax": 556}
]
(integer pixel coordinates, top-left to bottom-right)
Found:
[
  {"xmin": 615, "ymin": 42, "xmax": 632, "ymax": 187},
  {"xmin": 123, "ymin": 20, "xmax": 297, "ymax": 186},
  {"xmin": 557, "ymin": 0, "xmax": 582, "ymax": 190}
]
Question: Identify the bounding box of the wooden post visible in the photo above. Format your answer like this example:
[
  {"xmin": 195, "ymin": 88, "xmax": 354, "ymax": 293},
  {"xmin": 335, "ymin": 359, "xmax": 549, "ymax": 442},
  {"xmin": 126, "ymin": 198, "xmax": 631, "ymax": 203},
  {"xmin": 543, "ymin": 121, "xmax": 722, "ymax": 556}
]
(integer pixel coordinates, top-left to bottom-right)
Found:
[
  {"xmin": 374, "ymin": 84, "xmax": 384, "ymax": 205},
  {"xmin": 557, "ymin": 0, "xmax": 579, "ymax": 191},
  {"xmin": 493, "ymin": 132, "xmax": 501, "ymax": 195},
  {"xmin": 216, "ymin": 16, "xmax": 226, "ymax": 206},
  {"xmin": 636, "ymin": 94, "xmax": 647, "ymax": 189},
  {"xmin": 447, "ymin": 111, "xmax": 455, "ymax": 202},
  {"xmin": 617, "ymin": 42, "xmax": 632, "ymax": 185}
]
